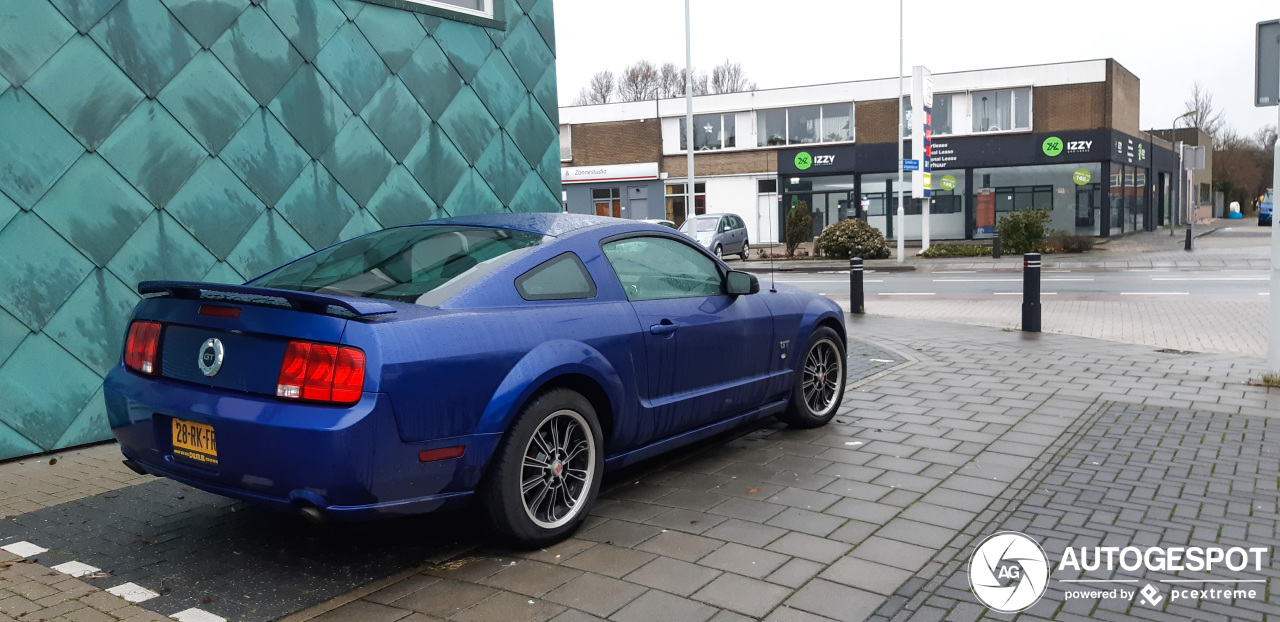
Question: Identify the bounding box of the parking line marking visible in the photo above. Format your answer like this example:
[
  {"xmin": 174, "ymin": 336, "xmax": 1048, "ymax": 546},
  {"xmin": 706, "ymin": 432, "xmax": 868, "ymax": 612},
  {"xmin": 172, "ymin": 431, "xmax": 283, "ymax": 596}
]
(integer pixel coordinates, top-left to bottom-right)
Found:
[
  {"xmin": 1151, "ymin": 277, "xmax": 1269, "ymax": 281},
  {"xmin": 1, "ymin": 541, "xmax": 47, "ymax": 558},
  {"xmin": 878, "ymin": 292, "xmax": 935, "ymax": 296},
  {"xmin": 170, "ymin": 608, "xmax": 227, "ymax": 622},
  {"xmin": 51, "ymin": 561, "xmax": 100, "ymax": 578},
  {"xmin": 1120, "ymin": 292, "xmax": 1189, "ymax": 295},
  {"xmin": 107, "ymin": 583, "xmax": 160, "ymax": 603}
]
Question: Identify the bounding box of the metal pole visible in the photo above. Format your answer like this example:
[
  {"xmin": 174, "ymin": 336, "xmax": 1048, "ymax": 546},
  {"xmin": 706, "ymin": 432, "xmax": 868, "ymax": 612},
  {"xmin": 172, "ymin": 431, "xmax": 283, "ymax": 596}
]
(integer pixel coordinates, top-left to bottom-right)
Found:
[
  {"xmin": 683, "ymin": 0, "xmax": 695, "ymax": 230},
  {"xmin": 992, "ymin": 231, "xmax": 1001, "ymax": 259},
  {"xmin": 896, "ymin": 0, "xmax": 904, "ymax": 264},
  {"xmin": 897, "ymin": 205, "xmax": 905, "ymax": 263},
  {"xmin": 1022, "ymin": 252, "xmax": 1041, "ymax": 333},
  {"xmin": 849, "ymin": 257, "xmax": 864, "ymax": 314},
  {"xmin": 1269, "ymin": 58, "xmax": 1280, "ymax": 376}
]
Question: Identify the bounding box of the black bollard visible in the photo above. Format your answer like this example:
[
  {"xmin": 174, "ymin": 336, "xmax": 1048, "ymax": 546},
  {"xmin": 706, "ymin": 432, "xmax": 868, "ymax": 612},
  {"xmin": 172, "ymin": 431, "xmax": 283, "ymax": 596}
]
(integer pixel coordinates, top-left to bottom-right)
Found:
[
  {"xmin": 1184, "ymin": 227, "xmax": 1193, "ymax": 251},
  {"xmin": 992, "ymin": 232, "xmax": 1001, "ymax": 259},
  {"xmin": 849, "ymin": 257, "xmax": 865, "ymax": 315},
  {"xmin": 1022, "ymin": 252, "xmax": 1041, "ymax": 333}
]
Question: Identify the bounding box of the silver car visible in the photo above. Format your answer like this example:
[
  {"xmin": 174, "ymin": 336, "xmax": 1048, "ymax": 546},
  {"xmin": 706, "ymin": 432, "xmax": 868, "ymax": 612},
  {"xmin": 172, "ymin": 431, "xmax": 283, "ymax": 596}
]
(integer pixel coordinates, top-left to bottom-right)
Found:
[{"xmin": 680, "ymin": 214, "xmax": 749, "ymax": 260}]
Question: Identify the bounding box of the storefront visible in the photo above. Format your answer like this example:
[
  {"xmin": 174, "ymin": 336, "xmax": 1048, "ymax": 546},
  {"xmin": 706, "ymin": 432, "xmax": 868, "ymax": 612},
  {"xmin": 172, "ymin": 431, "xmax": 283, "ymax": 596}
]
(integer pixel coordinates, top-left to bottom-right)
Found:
[
  {"xmin": 561, "ymin": 163, "xmax": 666, "ymax": 220},
  {"xmin": 777, "ymin": 130, "xmax": 1174, "ymax": 241}
]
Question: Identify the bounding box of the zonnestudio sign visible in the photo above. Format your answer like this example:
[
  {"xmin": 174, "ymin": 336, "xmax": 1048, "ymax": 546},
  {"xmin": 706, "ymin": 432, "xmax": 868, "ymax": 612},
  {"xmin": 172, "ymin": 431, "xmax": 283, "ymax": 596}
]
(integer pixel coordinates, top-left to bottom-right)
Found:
[{"xmin": 969, "ymin": 531, "xmax": 1270, "ymax": 614}]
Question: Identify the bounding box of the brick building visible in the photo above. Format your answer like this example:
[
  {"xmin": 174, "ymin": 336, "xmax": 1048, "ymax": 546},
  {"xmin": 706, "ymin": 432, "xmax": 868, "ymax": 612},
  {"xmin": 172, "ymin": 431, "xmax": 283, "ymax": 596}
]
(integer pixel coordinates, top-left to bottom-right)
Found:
[{"xmin": 560, "ymin": 59, "xmax": 1190, "ymax": 245}]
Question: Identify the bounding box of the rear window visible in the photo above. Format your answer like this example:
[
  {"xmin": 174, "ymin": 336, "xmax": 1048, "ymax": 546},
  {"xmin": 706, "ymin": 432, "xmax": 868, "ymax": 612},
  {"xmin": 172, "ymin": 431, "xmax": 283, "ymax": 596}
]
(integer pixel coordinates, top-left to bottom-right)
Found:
[{"xmin": 252, "ymin": 226, "xmax": 543, "ymax": 304}]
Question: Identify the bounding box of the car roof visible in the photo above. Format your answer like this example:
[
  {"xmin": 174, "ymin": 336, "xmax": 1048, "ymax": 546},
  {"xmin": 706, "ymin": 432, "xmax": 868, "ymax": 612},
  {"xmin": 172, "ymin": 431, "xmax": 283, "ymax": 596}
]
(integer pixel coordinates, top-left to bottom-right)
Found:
[{"xmin": 412, "ymin": 213, "xmax": 622, "ymax": 237}]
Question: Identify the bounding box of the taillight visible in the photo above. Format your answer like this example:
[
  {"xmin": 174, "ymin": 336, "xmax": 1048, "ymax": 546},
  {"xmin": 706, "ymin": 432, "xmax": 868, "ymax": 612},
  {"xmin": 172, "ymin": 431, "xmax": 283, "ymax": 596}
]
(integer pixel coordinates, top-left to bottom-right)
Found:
[
  {"xmin": 124, "ymin": 321, "xmax": 162, "ymax": 375},
  {"xmin": 276, "ymin": 341, "xmax": 366, "ymax": 405}
]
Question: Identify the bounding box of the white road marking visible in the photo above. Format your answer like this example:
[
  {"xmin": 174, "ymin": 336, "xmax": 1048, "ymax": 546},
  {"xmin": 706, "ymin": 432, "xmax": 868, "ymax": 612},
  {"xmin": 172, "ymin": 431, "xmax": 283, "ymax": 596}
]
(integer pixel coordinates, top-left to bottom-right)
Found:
[
  {"xmin": 1262, "ymin": 293, "xmax": 1271, "ymax": 296},
  {"xmin": 1125, "ymin": 269, "xmax": 1169, "ymax": 272},
  {"xmin": 170, "ymin": 608, "xmax": 227, "ymax": 622},
  {"xmin": 1120, "ymin": 292, "xmax": 1189, "ymax": 296},
  {"xmin": 994, "ymin": 292, "xmax": 1058, "ymax": 295},
  {"xmin": 934, "ymin": 271, "xmax": 977, "ymax": 274},
  {"xmin": 51, "ymin": 561, "xmax": 100, "ymax": 577},
  {"xmin": 1, "ymin": 541, "xmax": 47, "ymax": 558},
  {"xmin": 1151, "ymin": 276, "xmax": 1269, "ymax": 281},
  {"xmin": 1043, "ymin": 278, "xmax": 1096, "ymax": 281},
  {"xmin": 878, "ymin": 292, "xmax": 935, "ymax": 296},
  {"xmin": 108, "ymin": 583, "xmax": 160, "ymax": 603},
  {"xmin": 869, "ymin": 359, "xmax": 895, "ymax": 363},
  {"xmin": 934, "ymin": 278, "xmax": 1020, "ymax": 282}
]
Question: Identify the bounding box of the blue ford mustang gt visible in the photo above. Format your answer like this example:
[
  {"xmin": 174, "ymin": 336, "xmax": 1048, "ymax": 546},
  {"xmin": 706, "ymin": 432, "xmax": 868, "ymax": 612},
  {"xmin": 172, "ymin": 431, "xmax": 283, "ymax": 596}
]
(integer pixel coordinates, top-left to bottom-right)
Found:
[{"xmin": 104, "ymin": 214, "xmax": 846, "ymax": 545}]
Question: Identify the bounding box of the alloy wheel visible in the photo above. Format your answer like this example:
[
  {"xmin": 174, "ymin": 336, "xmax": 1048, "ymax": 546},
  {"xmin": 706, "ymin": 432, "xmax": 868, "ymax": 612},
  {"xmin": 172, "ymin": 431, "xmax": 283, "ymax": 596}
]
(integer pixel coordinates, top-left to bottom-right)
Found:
[
  {"xmin": 802, "ymin": 338, "xmax": 842, "ymax": 417},
  {"xmin": 520, "ymin": 409, "xmax": 595, "ymax": 529}
]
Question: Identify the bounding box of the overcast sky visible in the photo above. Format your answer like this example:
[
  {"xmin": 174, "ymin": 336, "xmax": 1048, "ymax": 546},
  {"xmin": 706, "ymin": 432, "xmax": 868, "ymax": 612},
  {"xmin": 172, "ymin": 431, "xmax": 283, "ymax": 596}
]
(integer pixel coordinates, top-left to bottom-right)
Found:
[{"xmin": 553, "ymin": 0, "xmax": 1278, "ymax": 137}]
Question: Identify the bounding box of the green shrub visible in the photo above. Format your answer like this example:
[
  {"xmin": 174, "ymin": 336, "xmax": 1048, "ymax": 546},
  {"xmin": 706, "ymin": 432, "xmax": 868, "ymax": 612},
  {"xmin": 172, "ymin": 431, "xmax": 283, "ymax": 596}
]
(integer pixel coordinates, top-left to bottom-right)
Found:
[
  {"xmin": 814, "ymin": 219, "xmax": 890, "ymax": 259},
  {"xmin": 919, "ymin": 244, "xmax": 992, "ymax": 258},
  {"xmin": 997, "ymin": 209, "xmax": 1052, "ymax": 254},
  {"xmin": 784, "ymin": 202, "xmax": 813, "ymax": 256},
  {"xmin": 1045, "ymin": 231, "xmax": 1095, "ymax": 253}
]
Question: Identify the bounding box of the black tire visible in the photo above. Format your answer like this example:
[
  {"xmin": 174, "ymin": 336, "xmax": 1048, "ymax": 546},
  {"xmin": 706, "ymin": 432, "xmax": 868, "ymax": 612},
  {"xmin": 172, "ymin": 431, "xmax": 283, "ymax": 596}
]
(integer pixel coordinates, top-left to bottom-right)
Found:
[
  {"xmin": 777, "ymin": 326, "xmax": 846, "ymax": 428},
  {"xmin": 483, "ymin": 388, "xmax": 603, "ymax": 547},
  {"xmin": 740, "ymin": 240, "xmax": 750, "ymax": 260},
  {"xmin": 714, "ymin": 244, "xmax": 723, "ymax": 260}
]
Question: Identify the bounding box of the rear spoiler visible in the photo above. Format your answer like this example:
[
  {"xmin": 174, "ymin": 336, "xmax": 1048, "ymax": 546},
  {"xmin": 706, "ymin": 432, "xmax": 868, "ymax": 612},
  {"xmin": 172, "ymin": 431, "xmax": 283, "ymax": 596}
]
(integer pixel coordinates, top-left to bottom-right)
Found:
[{"xmin": 138, "ymin": 281, "xmax": 397, "ymax": 318}]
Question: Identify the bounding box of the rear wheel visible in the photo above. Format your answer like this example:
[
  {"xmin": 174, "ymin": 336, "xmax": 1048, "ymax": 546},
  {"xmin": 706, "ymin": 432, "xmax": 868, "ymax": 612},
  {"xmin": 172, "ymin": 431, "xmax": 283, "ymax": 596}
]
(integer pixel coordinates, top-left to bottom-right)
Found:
[
  {"xmin": 777, "ymin": 326, "xmax": 845, "ymax": 428},
  {"xmin": 484, "ymin": 389, "xmax": 603, "ymax": 547},
  {"xmin": 740, "ymin": 241, "xmax": 750, "ymax": 260}
]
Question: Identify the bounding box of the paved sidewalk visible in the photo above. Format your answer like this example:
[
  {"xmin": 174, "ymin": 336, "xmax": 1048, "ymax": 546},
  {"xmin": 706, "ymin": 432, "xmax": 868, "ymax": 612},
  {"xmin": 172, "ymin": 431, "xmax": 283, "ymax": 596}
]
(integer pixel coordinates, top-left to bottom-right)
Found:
[
  {"xmin": 739, "ymin": 219, "xmax": 1269, "ymax": 274},
  {"xmin": 3, "ymin": 317, "xmax": 1278, "ymax": 622}
]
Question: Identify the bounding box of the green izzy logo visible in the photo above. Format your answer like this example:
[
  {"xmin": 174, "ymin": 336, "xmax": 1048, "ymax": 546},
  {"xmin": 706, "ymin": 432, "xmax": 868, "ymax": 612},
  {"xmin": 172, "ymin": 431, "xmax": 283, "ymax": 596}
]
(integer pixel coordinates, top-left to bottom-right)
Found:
[
  {"xmin": 1073, "ymin": 169, "xmax": 1092, "ymax": 186},
  {"xmin": 939, "ymin": 175, "xmax": 957, "ymax": 191},
  {"xmin": 795, "ymin": 152, "xmax": 812, "ymax": 170},
  {"xmin": 1042, "ymin": 136, "xmax": 1064, "ymax": 157}
]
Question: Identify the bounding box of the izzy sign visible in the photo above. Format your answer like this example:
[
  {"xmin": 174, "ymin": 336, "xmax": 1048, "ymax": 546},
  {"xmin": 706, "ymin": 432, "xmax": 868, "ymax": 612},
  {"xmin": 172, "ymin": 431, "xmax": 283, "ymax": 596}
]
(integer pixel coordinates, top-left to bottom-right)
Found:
[{"xmin": 1043, "ymin": 137, "xmax": 1093, "ymax": 157}]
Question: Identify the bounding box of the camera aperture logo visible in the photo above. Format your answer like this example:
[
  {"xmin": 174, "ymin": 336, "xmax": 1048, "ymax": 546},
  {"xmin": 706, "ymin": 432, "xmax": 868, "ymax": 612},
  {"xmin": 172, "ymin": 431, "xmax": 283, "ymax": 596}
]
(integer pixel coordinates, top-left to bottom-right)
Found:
[{"xmin": 968, "ymin": 531, "xmax": 1050, "ymax": 613}]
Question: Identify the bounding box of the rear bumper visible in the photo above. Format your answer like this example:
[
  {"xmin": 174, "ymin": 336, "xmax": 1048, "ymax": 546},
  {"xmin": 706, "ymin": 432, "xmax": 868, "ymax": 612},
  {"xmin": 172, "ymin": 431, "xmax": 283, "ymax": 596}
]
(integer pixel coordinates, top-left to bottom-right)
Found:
[{"xmin": 104, "ymin": 366, "xmax": 499, "ymax": 520}]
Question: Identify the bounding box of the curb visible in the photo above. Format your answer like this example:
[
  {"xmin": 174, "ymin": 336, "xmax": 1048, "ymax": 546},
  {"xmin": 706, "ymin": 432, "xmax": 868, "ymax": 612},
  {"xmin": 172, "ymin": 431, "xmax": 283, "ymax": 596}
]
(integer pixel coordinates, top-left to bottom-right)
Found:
[{"xmin": 738, "ymin": 263, "xmax": 918, "ymax": 274}]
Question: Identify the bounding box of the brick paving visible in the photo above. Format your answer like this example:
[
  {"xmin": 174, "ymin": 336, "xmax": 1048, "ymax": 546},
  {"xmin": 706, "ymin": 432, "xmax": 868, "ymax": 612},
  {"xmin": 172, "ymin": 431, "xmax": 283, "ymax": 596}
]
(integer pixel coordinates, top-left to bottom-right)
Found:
[{"xmin": 3, "ymin": 316, "xmax": 1279, "ymax": 622}]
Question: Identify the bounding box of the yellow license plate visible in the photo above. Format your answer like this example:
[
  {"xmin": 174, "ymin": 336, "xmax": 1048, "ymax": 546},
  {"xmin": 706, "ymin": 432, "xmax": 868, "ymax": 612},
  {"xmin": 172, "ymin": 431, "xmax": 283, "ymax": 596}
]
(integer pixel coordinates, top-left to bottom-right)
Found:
[{"xmin": 172, "ymin": 418, "xmax": 218, "ymax": 466}]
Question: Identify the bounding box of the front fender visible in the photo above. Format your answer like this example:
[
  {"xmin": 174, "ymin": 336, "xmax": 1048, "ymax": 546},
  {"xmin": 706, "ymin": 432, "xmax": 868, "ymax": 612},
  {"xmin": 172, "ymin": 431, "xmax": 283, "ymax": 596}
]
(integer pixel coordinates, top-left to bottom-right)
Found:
[{"xmin": 475, "ymin": 339, "xmax": 625, "ymax": 437}]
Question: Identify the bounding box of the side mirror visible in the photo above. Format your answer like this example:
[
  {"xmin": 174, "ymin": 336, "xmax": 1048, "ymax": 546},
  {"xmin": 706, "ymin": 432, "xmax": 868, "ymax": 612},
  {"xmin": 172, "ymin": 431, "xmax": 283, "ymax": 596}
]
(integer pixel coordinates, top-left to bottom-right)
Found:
[{"xmin": 726, "ymin": 270, "xmax": 759, "ymax": 296}]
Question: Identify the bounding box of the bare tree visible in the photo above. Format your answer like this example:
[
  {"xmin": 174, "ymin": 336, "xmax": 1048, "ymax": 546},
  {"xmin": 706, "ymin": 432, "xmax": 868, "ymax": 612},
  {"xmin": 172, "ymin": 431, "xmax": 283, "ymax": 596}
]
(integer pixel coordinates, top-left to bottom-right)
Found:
[
  {"xmin": 710, "ymin": 59, "xmax": 756, "ymax": 94},
  {"xmin": 617, "ymin": 60, "xmax": 660, "ymax": 102},
  {"xmin": 572, "ymin": 70, "xmax": 615, "ymax": 105},
  {"xmin": 656, "ymin": 63, "xmax": 684, "ymax": 98},
  {"xmin": 1185, "ymin": 81, "xmax": 1226, "ymax": 142},
  {"xmin": 1255, "ymin": 124, "xmax": 1278, "ymax": 153}
]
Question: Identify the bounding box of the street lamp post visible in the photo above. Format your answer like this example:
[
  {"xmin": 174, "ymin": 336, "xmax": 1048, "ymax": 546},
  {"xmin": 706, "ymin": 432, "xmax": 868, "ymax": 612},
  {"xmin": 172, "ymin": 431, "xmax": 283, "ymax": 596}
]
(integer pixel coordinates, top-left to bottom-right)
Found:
[
  {"xmin": 683, "ymin": 0, "xmax": 695, "ymax": 231},
  {"xmin": 896, "ymin": 0, "xmax": 904, "ymax": 263}
]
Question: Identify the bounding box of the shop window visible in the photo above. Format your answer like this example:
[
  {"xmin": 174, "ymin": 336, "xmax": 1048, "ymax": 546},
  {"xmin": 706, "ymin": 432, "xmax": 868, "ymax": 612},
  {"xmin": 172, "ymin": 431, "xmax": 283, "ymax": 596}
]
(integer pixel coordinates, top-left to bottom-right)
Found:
[
  {"xmin": 559, "ymin": 125, "xmax": 571, "ymax": 161},
  {"xmin": 757, "ymin": 179, "xmax": 777, "ymax": 194},
  {"xmin": 665, "ymin": 183, "xmax": 706, "ymax": 225},
  {"xmin": 680, "ymin": 114, "xmax": 736, "ymax": 151},
  {"xmin": 755, "ymin": 105, "xmax": 854, "ymax": 147},
  {"xmin": 904, "ymin": 94, "xmax": 956, "ymax": 137},
  {"xmin": 971, "ymin": 88, "xmax": 1031, "ymax": 133}
]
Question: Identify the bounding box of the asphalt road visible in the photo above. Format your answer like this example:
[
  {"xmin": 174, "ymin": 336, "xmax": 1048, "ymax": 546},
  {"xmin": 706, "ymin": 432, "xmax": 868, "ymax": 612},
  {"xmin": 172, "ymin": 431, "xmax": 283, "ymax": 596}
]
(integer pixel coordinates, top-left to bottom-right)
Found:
[{"xmin": 772, "ymin": 269, "xmax": 1271, "ymax": 301}]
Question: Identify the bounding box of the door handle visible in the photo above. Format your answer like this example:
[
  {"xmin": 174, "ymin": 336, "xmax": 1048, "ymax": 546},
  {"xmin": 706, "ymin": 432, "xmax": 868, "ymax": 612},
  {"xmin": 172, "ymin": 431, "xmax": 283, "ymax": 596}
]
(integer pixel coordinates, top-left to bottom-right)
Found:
[{"xmin": 649, "ymin": 322, "xmax": 678, "ymax": 336}]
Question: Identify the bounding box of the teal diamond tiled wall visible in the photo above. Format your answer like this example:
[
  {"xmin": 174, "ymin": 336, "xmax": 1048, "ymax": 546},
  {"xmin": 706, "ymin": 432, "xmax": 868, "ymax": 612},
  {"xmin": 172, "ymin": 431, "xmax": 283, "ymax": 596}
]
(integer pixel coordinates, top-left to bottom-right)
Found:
[{"xmin": 0, "ymin": 0, "xmax": 561, "ymax": 460}]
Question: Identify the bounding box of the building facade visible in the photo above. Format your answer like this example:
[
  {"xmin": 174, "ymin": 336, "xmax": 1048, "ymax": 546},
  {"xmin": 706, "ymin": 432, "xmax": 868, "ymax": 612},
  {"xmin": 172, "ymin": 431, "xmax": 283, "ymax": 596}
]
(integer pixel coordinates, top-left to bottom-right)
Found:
[
  {"xmin": 560, "ymin": 59, "xmax": 1191, "ymax": 245},
  {"xmin": 0, "ymin": 0, "xmax": 560, "ymax": 460}
]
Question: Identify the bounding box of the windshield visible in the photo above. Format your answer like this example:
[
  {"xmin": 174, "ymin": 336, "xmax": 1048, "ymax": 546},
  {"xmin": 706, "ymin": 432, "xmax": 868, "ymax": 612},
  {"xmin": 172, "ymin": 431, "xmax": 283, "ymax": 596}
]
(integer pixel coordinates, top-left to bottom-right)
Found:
[
  {"xmin": 681, "ymin": 218, "xmax": 718, "ymax": 233},
  {"xmin": 252, "ymin": 226, "xmax": 544, "ymax": 304}
]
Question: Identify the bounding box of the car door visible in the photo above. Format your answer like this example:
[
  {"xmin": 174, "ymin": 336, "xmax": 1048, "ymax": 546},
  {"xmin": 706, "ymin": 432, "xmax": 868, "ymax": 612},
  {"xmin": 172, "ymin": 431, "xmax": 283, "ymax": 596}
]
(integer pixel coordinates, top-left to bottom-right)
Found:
[
  {"xmin": 601, "ymin": 235, "xmax": 773, "ymax": 437},
  {"xmin": 730, "ymin": 215, "xmax": 747, "ymax": 252}
]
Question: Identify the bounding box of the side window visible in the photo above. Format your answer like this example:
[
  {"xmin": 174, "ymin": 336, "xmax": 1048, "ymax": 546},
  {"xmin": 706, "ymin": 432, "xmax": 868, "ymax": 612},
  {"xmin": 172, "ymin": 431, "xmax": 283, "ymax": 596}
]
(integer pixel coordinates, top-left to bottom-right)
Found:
[
  {"xmin": 515, "ymin": 252, "xmax": 596, "ymax": 301},
  {"xmin": 602, "ymin": 237, "xmax": 724, "ymax": 301},
  {"xmin": 731, "ymin": 215, "xmax": 744, "ymax": 229},
  {"xmin": 716, "ymin": 217, "xmax": 728, "ymax": 233}
]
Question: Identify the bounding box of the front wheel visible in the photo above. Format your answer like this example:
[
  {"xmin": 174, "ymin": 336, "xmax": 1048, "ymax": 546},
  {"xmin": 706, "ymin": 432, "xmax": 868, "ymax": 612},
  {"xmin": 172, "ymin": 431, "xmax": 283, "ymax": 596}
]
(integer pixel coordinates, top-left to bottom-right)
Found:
[
  {"xmin": 777, "ymin": 326, "xmax": 846, "ymax": 428},
  {"xmin": 484, "ymin": 389, "xmax": 603, "ymax": 547},
  {"xmin": 714, "ymin": 244, "xmax": 723, "ymax": 259}
]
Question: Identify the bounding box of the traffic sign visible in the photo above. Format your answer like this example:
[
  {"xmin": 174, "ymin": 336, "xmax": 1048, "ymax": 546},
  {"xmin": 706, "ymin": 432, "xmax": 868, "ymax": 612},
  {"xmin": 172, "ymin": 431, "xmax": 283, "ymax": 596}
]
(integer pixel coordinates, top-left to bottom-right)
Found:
[
  {"xmin": 1257, "ymin": 20, "xmax": 1279, "ymax": 107},
  {"xmin": 902, "ymin": 159, "xmax": 919, "ymax": 171}
]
